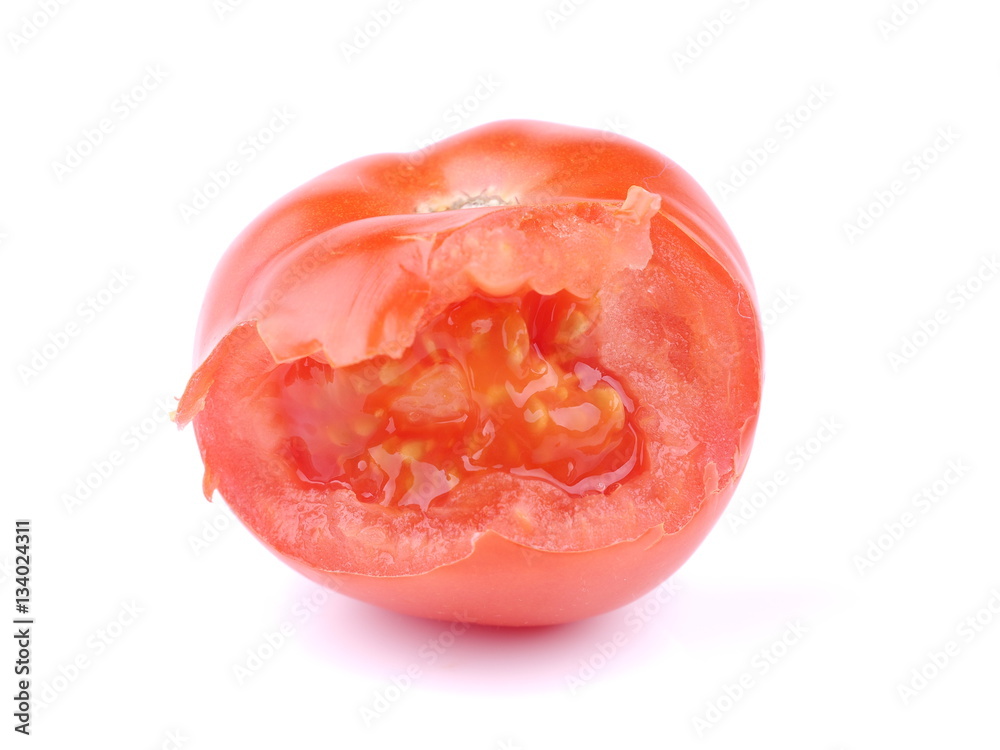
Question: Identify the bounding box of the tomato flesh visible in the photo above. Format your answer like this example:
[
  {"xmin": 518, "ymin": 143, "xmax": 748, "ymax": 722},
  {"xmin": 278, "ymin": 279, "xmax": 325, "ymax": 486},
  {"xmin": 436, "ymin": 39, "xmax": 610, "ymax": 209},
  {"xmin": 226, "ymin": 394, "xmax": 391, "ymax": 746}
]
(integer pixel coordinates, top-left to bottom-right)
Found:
[{"xmin": 263, "ymin": 291, "xmax": 643, "ymax": 511}]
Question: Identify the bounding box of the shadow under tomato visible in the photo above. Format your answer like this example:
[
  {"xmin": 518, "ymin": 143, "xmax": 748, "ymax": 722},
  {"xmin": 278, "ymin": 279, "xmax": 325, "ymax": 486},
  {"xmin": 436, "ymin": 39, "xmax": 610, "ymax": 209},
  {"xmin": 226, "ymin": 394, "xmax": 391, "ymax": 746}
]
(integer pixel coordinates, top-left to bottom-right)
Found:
[
  {"xmin": 291, "ymin": 574, "xmax": 840, "ymax": 695},
  {"xmin": 293, "ymin": 583, "xmax": 684, "ymax": 694}
]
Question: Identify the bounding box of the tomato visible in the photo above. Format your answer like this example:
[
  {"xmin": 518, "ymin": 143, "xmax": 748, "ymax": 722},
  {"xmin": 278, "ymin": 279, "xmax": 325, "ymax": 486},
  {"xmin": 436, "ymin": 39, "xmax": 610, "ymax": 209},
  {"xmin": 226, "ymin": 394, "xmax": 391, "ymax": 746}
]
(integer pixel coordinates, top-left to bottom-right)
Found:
[{"xmin": 176, "ymin": 120, "xmax": 762, "ymax": 626}]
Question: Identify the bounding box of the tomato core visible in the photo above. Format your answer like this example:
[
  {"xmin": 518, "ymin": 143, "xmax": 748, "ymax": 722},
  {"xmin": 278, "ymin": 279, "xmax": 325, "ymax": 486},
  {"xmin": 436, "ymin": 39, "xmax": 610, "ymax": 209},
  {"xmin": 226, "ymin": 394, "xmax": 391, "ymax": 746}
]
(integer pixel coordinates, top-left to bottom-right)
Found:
[{"xmin": 262, "ymin": 292, "xmax": 644, "ymax": 511}]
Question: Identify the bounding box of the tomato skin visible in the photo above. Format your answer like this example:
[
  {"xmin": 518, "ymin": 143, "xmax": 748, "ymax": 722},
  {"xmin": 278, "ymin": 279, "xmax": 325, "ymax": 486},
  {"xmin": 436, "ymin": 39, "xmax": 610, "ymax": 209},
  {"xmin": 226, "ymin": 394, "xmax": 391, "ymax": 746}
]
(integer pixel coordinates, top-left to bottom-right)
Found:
[
  {"xmin": 279, "ymin": 489, "xmax": 733, "ymax": 627},
  {"xmin": 178, "ymin": 120, "xmax": 763, "ymax": 626}
]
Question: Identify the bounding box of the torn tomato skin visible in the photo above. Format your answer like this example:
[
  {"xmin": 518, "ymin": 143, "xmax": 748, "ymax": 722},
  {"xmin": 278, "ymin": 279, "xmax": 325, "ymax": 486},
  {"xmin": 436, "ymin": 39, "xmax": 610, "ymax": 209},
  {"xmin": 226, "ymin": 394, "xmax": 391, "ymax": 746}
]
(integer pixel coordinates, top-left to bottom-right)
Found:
[
  {"xmin": 178, "ymin": 120, "xmax": 763, "ymax": 627},
  {"xmin": 192, "ymin": 120, "xmax": 753, "ymax": 363}
]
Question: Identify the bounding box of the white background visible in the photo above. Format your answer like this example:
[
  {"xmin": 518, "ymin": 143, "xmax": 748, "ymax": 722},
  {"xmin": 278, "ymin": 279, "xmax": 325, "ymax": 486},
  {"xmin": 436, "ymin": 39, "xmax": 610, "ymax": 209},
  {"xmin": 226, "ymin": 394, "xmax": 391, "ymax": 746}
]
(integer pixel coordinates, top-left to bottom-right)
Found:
[{"xmin": 3, "ymin": 0, "xmax": 999, "ymax": 747}]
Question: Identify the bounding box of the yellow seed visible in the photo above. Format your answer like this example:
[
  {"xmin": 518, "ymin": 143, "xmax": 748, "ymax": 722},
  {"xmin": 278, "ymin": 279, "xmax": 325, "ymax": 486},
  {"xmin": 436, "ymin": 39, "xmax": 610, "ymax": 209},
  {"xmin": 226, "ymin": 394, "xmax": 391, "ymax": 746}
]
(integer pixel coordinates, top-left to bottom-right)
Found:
[
  {"xmin": 523, "ymin": 396, "xmax": 550, "ymax": 432},
  {"xmin": 352, "ymin": 415, "xmax": 379, "ymax": 438},
  {"xmin": 399, "ymin": 440, "xmax": 426, "ymax": 460},
  {"xmin": 323, "ymin": 427, "xmax": 341, "ymax": 446},
  {"xmin": 592, "ymin": 384, "xmax": 625, "ymax": 428},
  {"xmin": 420, "ymin": 332, "xmax": 445, "ymax": 364},
  {"xmin": 503, "ymin": 315, "xmax": 530, "ymax": 367},
  {"xmin": 379, "ymin": 360, "xmax": 408, "ymax": 385},
  {"xmin": 558, "ymin": 310, "xmax": 593, "ymax": 346},
  {"xmin": 486, "ymin": 384, "xmax": 507, "ymax": 406},
  {"xmin": 471, "ymin": 332, "xmax": 491, "ymax": 353}
]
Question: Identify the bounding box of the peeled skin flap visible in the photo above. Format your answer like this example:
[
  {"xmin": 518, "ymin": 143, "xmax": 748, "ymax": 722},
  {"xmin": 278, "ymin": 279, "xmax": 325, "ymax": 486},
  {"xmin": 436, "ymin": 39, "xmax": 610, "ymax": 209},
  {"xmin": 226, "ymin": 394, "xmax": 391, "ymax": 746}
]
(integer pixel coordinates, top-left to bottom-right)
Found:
[{"xmin": 241, "ymin": 186, "xmax": 661, "ymax": 367}]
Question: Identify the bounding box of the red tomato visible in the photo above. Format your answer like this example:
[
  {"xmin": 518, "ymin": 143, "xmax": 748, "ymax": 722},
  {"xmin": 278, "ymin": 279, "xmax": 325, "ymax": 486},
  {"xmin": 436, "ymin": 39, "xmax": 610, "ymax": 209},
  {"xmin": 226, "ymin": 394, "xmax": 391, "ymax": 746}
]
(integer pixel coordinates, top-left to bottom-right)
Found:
[{"xmin": 176, "ymin": 120, "xmax": 762, "ymax": 626}]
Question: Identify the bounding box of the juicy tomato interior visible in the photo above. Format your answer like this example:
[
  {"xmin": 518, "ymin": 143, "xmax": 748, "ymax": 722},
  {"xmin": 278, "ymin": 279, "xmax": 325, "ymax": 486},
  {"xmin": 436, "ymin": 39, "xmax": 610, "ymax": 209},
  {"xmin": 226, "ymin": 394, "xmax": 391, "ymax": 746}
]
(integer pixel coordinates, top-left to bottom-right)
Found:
[{"xmin": 261, "ymin": 291, "xmax": 644, "ymax": 511}]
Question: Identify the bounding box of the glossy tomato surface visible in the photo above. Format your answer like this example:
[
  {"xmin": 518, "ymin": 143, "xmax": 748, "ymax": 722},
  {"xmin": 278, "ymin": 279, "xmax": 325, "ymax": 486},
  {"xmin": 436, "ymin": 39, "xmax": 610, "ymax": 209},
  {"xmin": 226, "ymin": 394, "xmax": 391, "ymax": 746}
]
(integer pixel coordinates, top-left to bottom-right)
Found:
[{"xmin": 177, "ymin": 120, "xmax": 763, "ymax": 626}]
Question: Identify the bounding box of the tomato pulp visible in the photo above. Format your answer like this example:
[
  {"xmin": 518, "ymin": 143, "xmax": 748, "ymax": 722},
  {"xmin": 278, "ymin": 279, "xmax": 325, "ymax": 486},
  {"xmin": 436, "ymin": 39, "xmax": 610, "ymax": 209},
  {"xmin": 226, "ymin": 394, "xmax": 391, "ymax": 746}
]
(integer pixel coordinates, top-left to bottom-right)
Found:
[
  {"xmin": 269, "ymin": 290, "xmax": 643, "ymax": 507},
  {"xmin": 177, "ymin": 120, "xmax": 763, "ymax": 626}
]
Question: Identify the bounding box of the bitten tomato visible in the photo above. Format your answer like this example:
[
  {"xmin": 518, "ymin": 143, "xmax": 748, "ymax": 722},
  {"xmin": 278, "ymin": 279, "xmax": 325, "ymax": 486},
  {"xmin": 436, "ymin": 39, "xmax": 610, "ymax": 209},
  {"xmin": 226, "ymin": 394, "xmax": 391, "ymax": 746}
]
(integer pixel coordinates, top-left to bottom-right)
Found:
[{"xmin": 176, "ymin": 120, "xmax": 762, "ymax": 626}]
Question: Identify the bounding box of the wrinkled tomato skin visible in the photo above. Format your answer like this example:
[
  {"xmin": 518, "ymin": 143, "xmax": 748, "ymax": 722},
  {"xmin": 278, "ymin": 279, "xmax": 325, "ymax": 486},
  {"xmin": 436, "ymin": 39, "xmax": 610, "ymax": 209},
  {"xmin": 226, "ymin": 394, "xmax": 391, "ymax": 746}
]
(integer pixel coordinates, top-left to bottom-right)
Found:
[{"xmin": 179, "ymin": 120, "xmax": 763, "ymax": 627}]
